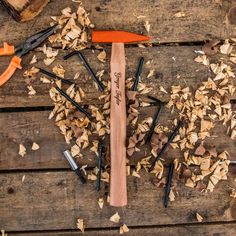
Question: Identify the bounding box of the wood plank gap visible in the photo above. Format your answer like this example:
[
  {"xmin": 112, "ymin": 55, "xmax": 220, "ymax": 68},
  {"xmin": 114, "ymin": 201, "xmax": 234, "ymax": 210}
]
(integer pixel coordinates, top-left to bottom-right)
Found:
[
  {"xmin": 5, "ymin": 220, "xmax": 236, "ymax": 235},
  {"xmin": 0, "ymin": 106, "xmax": 53, "ymax": 113}
]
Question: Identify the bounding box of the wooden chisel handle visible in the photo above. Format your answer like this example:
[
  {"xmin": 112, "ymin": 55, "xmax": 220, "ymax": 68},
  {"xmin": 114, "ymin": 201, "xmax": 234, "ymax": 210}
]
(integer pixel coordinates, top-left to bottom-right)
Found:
[{"xmin": 110, "ymin": 42, "xmax": 127, "ymax": 207}]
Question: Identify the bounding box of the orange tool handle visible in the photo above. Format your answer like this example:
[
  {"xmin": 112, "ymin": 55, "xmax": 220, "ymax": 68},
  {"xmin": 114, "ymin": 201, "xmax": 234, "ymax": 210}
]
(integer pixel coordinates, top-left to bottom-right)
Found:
[
  {"xmin": 110, "ymin": 43, "xmax": 127, "ymax": 207},
  {"xmin": 0, "ymin": 56, "xmax": 22, "ymax": 86},
  {"xmin": 0, "ymin": 42, "xmax": 15, "ymax": 56}
]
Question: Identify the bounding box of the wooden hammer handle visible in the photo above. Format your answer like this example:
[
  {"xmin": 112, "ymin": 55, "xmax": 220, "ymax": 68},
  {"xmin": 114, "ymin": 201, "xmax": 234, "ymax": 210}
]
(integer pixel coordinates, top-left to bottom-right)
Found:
[{"xmin": 110, "ymin": 43, "xmax": 127, "ymax": 207}]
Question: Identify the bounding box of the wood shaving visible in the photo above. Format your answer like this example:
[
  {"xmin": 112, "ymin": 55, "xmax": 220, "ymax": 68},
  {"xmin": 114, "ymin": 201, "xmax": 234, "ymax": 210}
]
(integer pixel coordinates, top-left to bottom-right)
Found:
[
  {"xmin": 196, "ymin": 213, "xmax": 203, "ymax": 222},
  {"xmin": 19, "ymin": 144, "xmax": 26, "ymax": 157},
  {"xmin": 97, "ymin": 50, "xmax": 106, "ymax": 62},
  {"xmin": 40, "ymin": 76, "xmax": 51, "ymax": 84},
  {"xmin": 230, "ymin": 189, "xmax": 236, "ymax": 198},
  {"xmin": 147, "ymin": 69, "xmax": 155, "ymax": 78},
  {"xmin": 27, "ymin": 85, "xmax": 36, "ymax": 95},
  {"xmin": 159, "ymin": 86, "xmax": 168, "ymax": 94},
  {"xmin": 144, "ymin": 20, "xmax": 151, "ymax": 33},
  {"xmin": 174, "ymin": 12, "xmax": 185, "ymax": 17},
  {"xmin": 220, "ymin": 40, "xmax": 233, "ymax": 54},
  {"xmin": 120, "ymin": 224, "xmax": 129, "ymax": 234},
  {"xmin": 52, "ymin": 64, "xmax": 65, "ymax": 78},
  {"xmin": 194, "ymin": 55, "xmax": 209, "ymax": 66},
  {"xmin": 71, "ymin": 144, "xmax": 81, "ymax": 157},
  {"xmin": 98, "ymin": 198, "xmax": 104, "ymax": 209},
  {"xmin": 76, "ymin": 218, "xmax": 85, "ymax": 233},
  {"xmin": 169, "ymin": 189, "xmax": 175, "ymax": 201},
  {"xmin": 132, "ymin": 170, "xmax": 141, "ymax": 178},
  {"xmin": 31, "ymin": 142, "xmax": 40, "ymax": 150},
  {"xmin": 30, "ymin": 55, "xmax": 37, "ymax": 64},
  {"xmin": 150, "ymin": 160, "xmax": 164, "ymax": 179},
  {"xmin": 44, "ymin": 57, "xmax": 56, "ymax": 66},
  {"xmin": 23, "ymin": 67, "xmax": 39, "ymax": 81},
  {"xmin": 88, "ymin": 174, "xmax": 97, "ymax": 181},
  {"xmin": 22, "ymin": 175, "xmax": 26, "ymax": 182},
  {"xmin": 144, "ymin": 20, "xmax": 150, "ymax": 33},
  {"xmin": 110, "ymin": 212, "xmax": 120, "ymax": 223},
  {"xmin": 1, "ymin": 230, "xmax": 7, "ymax": 236}
]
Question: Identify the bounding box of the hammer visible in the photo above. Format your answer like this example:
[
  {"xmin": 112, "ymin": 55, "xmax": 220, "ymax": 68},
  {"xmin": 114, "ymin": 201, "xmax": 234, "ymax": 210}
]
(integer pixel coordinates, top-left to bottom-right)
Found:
[{"xmin": 92, "ymin": 31, "xmax": 150, "ymax": 206}]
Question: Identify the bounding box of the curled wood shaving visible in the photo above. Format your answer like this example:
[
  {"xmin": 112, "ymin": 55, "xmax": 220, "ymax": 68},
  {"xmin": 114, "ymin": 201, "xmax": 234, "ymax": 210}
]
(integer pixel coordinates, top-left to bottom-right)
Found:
[
  {"xmin": 230, "ymin": 189, "xmax": 236, "ymax": 198},
  {"xmin": 110, "ymin": 212, "xmax": 120, "ymax": 223},
  {"xmin": 97, "ymin": 50, "xmax": 106, "ymax": 62},
  {"xmin": 132, "ymin": 170, "xmax": 141, "ymax": 178},
  {"xmin": 98, "ymin": 198, "xmax": 104, "ymax": 209},
  {"xmin": 27, "ymin": 85, "xmax": 36, "ymax": 95},
  {"xmin": 40, "ymin": 76, "xmax": 51, "ymax": 84},
  {"xmin": 220, "ymin": 40, "xmax": 233, "ymax": 55},
  {"xmin": 88, "ymin": 173, "xmax": 97, "ymax": 181},
  {"xmin": 147, "ymin": 69, "xmax": 155, "ymax": 78},
  {"xmin": 23, "ymin": 67, "xmax": 39, "ymax": 82},
  {"xmin": 76, "ymin": 219, "xmax": 85, "ymax": 233},
  {"xmin": 150, "ymin": 160, "xmax": 164, "ymax": 179},
  {"xmin": 30, "ymin": 55, "xmax": 37, "ymax": 64},
  {"xmin": 18, "ymin": 144, "xmax": 26, "ymax": 157},
  {"xmin": 174, "ymin": 12, "xmax": 185, "ymax": 17},
  {"xmin": 31, "ymin": 142, "xmax": 40, "ymax": 150},
  {"xmin": 151, "ymin": 133, "xmax": 168, "ymax": 157},
  {"xmin": 71, "ymin": 144, "xmax": 81, "ymax": 157},
  {"xmin": 144, "ymin": 20, "xmax": 150, "ymax": 33},
  {"xmin": 196, "ymin": 213, "xmax": 203, "ymax": 222},
  {"xmin": 169, "ymin": 189, "xmax": 175, "ymax": 202},
  {"xmin": 52, "ymin": 64, "xmax": 65, "ymax": 78},
  {"xmin": 1, "ymin": 230, "xmax": 7, "ymax": 236},
  {"xmin": 159, "ymin": 86, "xmax": 168, "ymax": 94},
  {"xmin": 120, "ymin": 224, "xmax": 129, "ymax": 234}
]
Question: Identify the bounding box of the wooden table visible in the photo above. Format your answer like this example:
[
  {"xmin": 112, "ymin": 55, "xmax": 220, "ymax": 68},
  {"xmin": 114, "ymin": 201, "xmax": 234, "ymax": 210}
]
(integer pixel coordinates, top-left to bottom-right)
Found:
[{"xmin": 0, "ymin": 0, "xmax": 236, "ymax": 235}]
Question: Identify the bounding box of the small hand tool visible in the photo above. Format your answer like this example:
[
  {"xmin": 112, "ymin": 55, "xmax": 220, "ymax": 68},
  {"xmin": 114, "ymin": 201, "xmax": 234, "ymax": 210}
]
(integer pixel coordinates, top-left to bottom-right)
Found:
[
  {"xmin": 145, "ymin": 96, "xmax": 164, "ymax": 144},
  {"xmin": 164, "ymin": 162, "xmax": 174, "ymax": 208},
  {"xmin": 55, "ymin": 86, "xmax": 91, "ymax": 118},
  {"xmin": 64, "ymin": 50, "xmax": 105, "ymax": 91},
  {"xmin": 38, "ymin": 67, "xmax": 74, "ymax": 85},
  {"xmin": 92, "ymin": 30, "xmax": 150, "ymax": 207},
  {"xmin": 0, "ymin": 25, "xmax": 58, "ymax": 86},
  {"xmin": 63, "ymin": 150, "xmax": 86, "ymax": 184},
  {"xmin": 96, "ymin": 141, "xmax": 104, "ymax": 191},
  {"xmin": 132, "ymin": 57, "xmax": 144, "ymax": 91},
  {"xmin": 149, "ymin": 121, "xmax": 183, "ymax": 172}
]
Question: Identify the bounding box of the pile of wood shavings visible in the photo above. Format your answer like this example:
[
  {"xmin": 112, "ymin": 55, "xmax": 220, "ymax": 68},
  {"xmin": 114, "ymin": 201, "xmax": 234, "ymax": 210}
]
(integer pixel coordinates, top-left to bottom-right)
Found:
[
  {"xmin": 49, "ymin": 1, "xmax": 94, "ymax": 50},
  {"xmin": 20, "ymin": 1, "xmax": 236, "ymax": 231}
]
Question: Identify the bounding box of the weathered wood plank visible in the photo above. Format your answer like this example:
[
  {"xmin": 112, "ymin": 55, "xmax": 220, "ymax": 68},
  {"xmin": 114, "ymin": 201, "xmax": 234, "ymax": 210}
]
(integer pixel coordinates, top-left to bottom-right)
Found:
[
  {"xmin": 0, "ymin": 0, "xmax": 235, "ymax": 44},
  {"xmin": 0, "ymin": 108, "xmax": 235, "ymax": 170},
  {"xmin": 0, "ymin": 170, "xmax": 235, "ymax": 231},
  {"xmin": 6, "ymin": 223, "xmax": 236, "ymax": 236},
  {"xmin": 0, "ymin": 46, "xmax": 235, "ymax": 108}
]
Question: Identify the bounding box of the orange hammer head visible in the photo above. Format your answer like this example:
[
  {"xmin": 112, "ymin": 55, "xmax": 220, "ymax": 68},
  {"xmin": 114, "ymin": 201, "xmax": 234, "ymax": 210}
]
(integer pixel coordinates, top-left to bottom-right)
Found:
[{"xmin": 92, "ymin": 30, "xmax": 151, "ymax": 43}]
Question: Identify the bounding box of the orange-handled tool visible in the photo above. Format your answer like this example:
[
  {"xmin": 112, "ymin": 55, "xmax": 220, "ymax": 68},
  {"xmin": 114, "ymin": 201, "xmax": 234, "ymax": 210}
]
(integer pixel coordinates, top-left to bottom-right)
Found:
[
  {"xmin": 0, "ymin": 25, "xmax": 58, "ymax": 87},
  {"xmin": 92, "ymin": 31, "xmax": 150, "ymax": 207}
]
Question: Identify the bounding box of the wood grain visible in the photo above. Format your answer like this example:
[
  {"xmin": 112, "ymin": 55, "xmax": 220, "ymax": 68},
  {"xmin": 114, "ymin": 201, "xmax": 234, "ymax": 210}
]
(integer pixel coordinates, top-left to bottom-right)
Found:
[
  {"xmin": 6, "ymin": 223, "xmax": 236, "ymax": 236},
  {"xmin": 0, "ymin": 46, "xmax": 235, "ymax": 108},
  {"xmin": 0, "ymin": 109, "xmax": 235, "ymax": 170},
  {"xmin": 0, "ymin": 170, "xmax": 235, "ymax": 231},
  {"xmin": 0, "ymin": 0, "xmax": 235, "ymax": 44}
]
